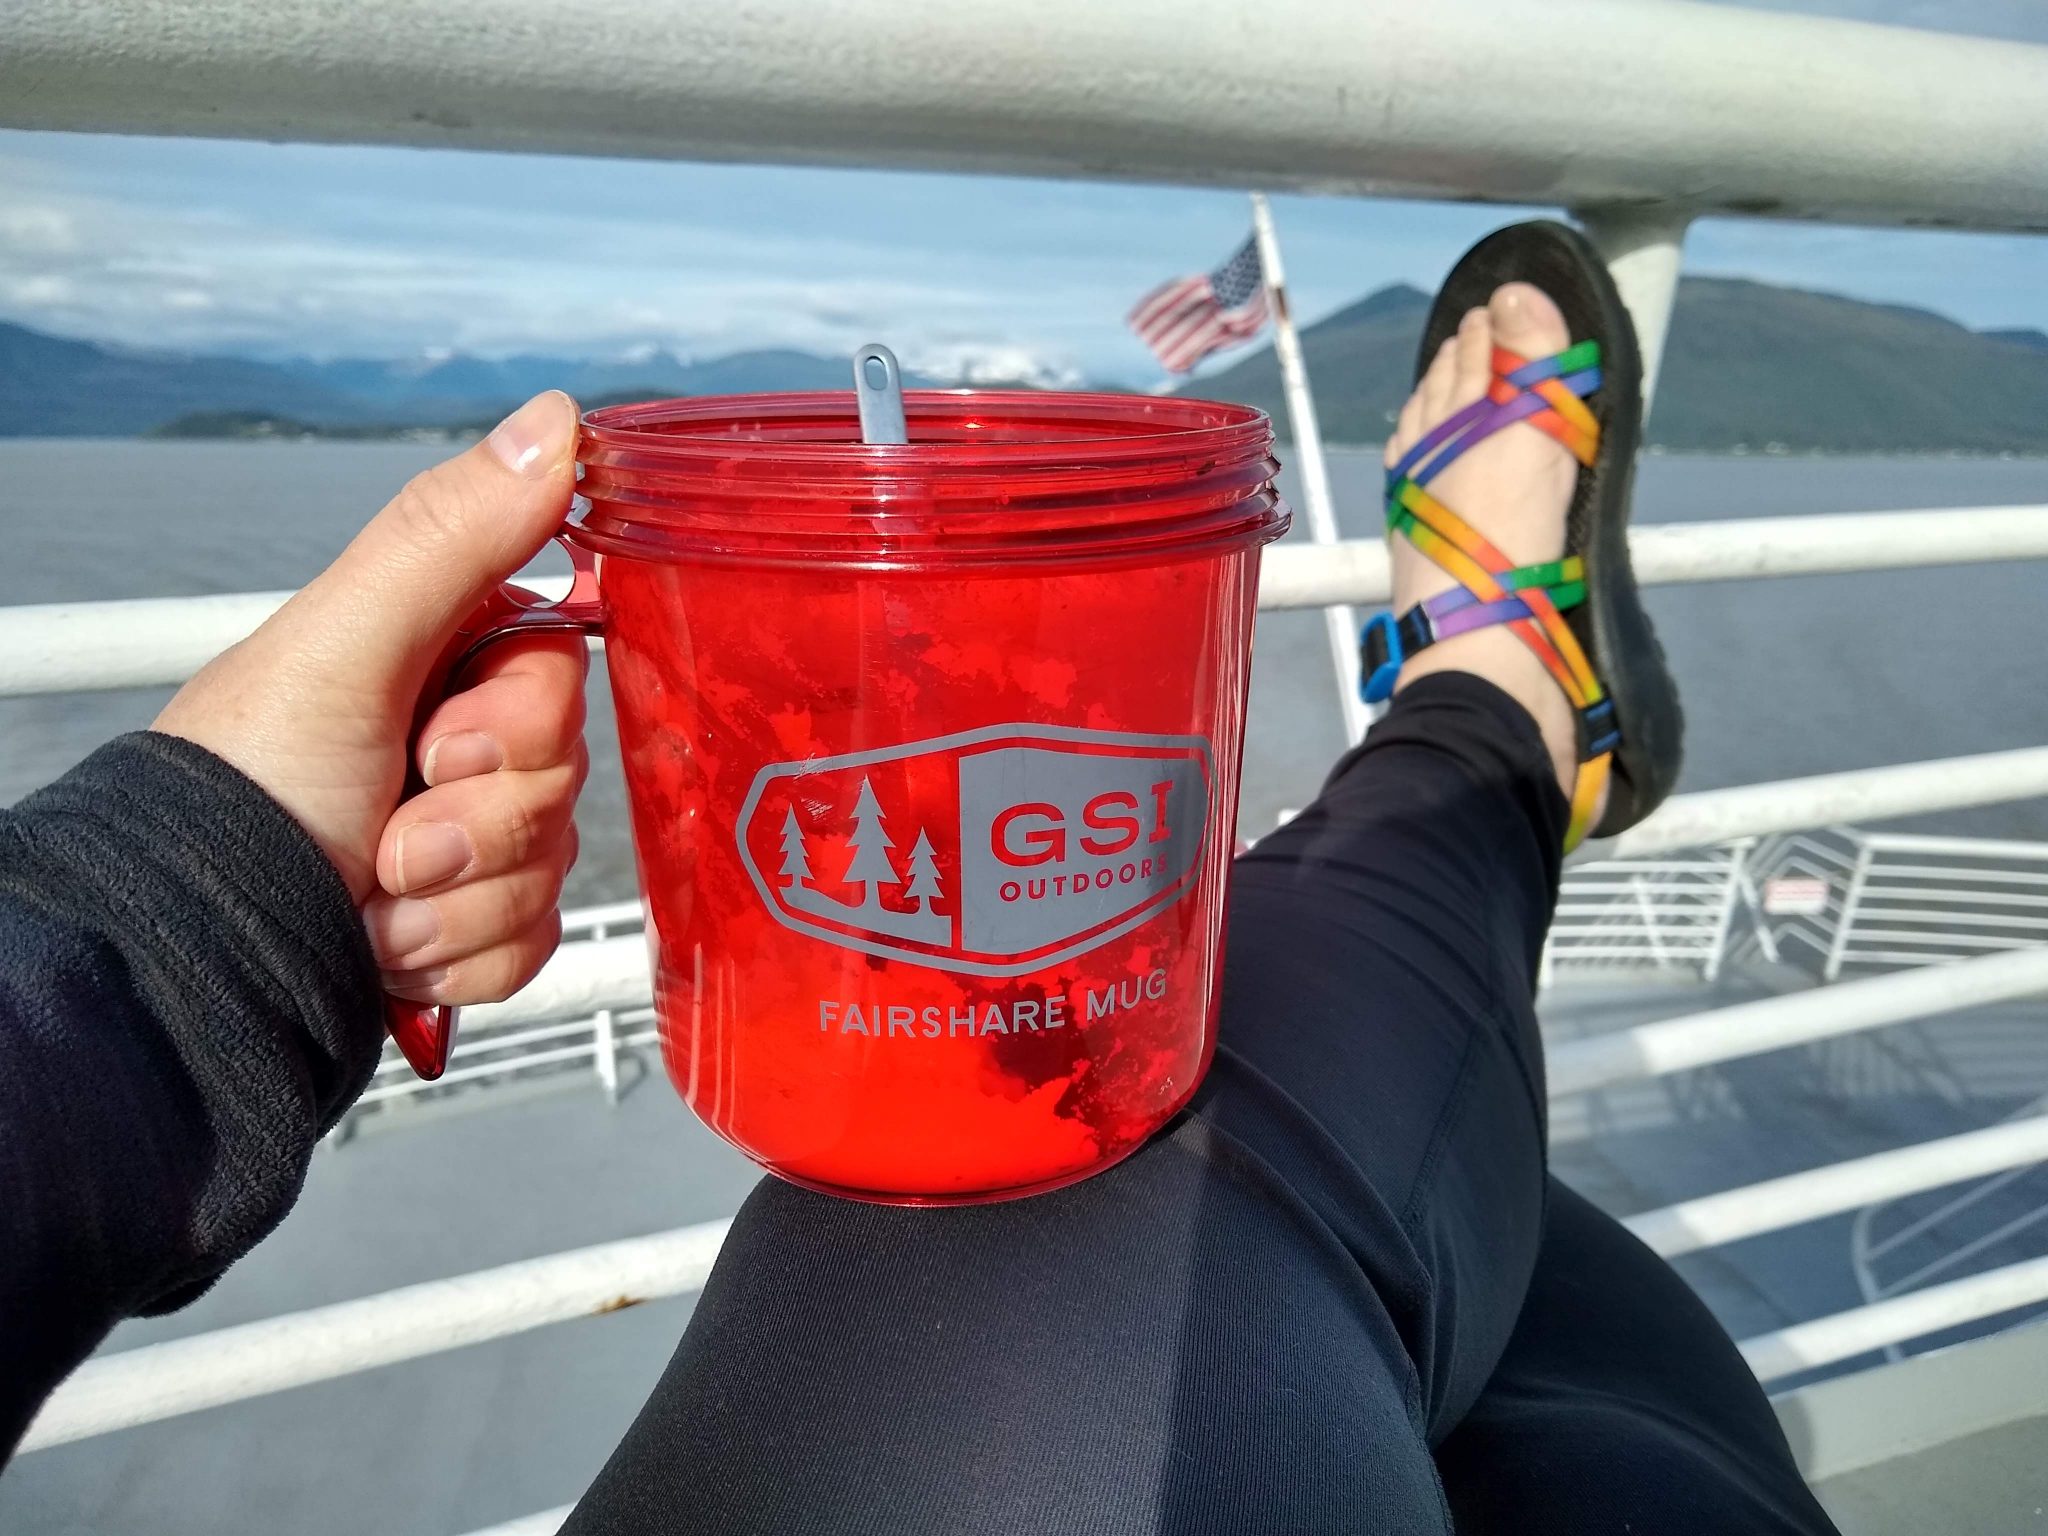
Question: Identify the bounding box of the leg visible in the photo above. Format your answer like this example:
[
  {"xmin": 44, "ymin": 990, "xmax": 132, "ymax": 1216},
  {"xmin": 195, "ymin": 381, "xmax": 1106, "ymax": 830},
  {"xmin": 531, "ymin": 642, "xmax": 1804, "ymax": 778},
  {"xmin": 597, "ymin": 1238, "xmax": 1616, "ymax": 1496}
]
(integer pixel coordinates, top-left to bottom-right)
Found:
[
  {"xmin": 1437, "ymin": 1180, "xmax": 1842, "ymax": 1535},
  {"xmin": 559, "ymin": 674, "xmax": 1567, "ymax": 1536}
]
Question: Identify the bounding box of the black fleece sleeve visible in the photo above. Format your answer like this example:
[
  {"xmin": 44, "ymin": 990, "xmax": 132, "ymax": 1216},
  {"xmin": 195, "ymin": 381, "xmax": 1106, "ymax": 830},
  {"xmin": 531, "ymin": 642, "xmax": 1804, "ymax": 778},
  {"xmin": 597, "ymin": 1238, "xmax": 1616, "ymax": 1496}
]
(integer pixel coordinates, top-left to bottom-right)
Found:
[{"xmin": 0, "ymin": 732, "xmax": 384, "ymax": 1463}]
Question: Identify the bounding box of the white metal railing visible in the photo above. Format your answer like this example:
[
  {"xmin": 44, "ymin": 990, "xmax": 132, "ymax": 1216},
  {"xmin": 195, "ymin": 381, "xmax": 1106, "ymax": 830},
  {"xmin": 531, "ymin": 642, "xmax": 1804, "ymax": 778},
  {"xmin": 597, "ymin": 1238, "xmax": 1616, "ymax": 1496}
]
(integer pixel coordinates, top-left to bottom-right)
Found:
[
  {"xmin": 1547, "ymin": 944, "xmax": 2048, "ymax": 1098},
  {"xmin": 1256, "ymin": 507, "xmax": 2048, "ymax": 615},
  {"xmin": 9, "ymin": 0, "xmax": 2047, "ymax": 231},
  {"xmin": 13, "ymin": 511, "xmax": 2048, "ymax": 698},
  {"xmin": 1729, "ymin": 830, "xmax": 1868, "ymax": 970},
  {"xmin": 1626, "ymin": 1115, "xmax": 2048, "ymax": 1262},
  {"xmin": 23, "ymin": 902, "xmax": 2043, "ymax": 1455},
  {"xmin": 1847, "ymin": 1091, "xmax": 2048, "ymax": 1366},
  {"xmin": 329, "ymin": 829, "xmax": 2048, "ymax": 1110},
  {"xmin": 1739, "ymin": 1255, "xmax": 2048, "ymax": 1382},
  {"xmin": 1825, "ymin": 833, "xmax": 2048, "ymax": 979},
  {"xmin": 6, "ymin": 0, "xmax": 2048, "ymax": 1514},
  {"xmin": 18, "ymin": 1219, "xmax": 732, "ymax": 1453},
  {"xmin": 1543, "ymin": 842, "xmax": 1748, "ymax": 985},
  {"xmin": 347, "ymin": 899, "xmax": 652, "ymax": 1115},
  {"xmin": 1590, "ymin": 746, "xmax": 2048, "ymax": 863}
]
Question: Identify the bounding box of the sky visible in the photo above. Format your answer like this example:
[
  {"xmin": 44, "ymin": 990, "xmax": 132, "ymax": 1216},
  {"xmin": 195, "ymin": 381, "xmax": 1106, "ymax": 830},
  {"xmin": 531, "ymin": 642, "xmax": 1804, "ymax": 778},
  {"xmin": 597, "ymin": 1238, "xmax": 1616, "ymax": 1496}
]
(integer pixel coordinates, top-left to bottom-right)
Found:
[{"xmin": 1, "ymin": 0, "xmax": 2042, "ymax": 387}]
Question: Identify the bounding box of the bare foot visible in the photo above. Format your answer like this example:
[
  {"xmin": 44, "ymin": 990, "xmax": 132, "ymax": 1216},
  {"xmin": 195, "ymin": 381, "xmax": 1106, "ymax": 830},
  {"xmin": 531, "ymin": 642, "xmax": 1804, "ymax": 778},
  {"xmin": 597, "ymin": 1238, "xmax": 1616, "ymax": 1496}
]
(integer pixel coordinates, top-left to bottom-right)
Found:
[{"xmin": 1382, "ymin": 282, "xmax": 1597, "ymax": 818}]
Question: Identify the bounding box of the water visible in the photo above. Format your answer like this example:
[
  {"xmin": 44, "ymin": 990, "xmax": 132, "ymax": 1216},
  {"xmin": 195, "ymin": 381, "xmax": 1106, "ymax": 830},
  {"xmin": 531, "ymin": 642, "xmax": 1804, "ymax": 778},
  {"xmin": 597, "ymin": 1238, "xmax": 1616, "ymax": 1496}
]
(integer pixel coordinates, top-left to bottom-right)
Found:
[{"xmin": 6, "ymin": 441, "xmax": 2047, "ymax": 903}]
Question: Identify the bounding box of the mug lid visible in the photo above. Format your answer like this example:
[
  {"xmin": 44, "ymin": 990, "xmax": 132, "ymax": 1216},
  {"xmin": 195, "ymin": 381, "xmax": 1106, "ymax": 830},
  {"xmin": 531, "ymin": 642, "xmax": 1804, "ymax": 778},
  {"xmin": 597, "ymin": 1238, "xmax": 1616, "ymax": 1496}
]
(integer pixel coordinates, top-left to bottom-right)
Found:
[{"xmin": 573, "ymin": 390, "xmax": 1287, "ymax": 569}]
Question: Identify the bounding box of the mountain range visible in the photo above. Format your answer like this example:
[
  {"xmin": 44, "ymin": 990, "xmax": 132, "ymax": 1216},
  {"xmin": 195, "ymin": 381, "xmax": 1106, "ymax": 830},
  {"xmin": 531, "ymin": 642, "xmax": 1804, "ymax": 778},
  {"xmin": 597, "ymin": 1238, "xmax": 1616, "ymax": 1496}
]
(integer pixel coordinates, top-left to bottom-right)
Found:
[
  {"xmin": 0, "ymin": 327, "xmax": 969, "ymax": 439},
  {"xmin": 3, "ymin": 273, "xmax": 2045, "ymax": 452},
  {"xmin": 1193, "ymin": 277, "xmax": 2048, "ymax": 454}
]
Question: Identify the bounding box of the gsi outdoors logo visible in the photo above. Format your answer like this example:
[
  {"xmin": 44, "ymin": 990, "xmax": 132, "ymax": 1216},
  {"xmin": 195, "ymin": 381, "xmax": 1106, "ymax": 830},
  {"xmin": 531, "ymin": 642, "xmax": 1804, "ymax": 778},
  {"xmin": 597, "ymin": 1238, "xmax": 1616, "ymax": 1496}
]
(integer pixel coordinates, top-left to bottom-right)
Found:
[{"xmin": 735, "ymin": 724, "xmax": 1212, "ymax": 977}]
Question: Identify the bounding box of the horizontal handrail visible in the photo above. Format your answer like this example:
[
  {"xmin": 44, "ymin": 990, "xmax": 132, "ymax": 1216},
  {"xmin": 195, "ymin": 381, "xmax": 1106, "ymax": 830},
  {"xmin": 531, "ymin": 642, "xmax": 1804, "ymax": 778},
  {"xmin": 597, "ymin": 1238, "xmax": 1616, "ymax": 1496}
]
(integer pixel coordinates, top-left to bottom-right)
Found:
[
  {"xmin": 7, "ymin": 0, "xmax": 2047, "ymax": 231},
  {"xmin": 560, "ymin": 898, "xmax": 648, "ymax": 934},
  {"xmin": 1592, "ymin": 747, "xmax": 2048, "ymax": 861},
  {"xmin": 6, "ymin": 510, "xmax": 2048, "ymax": 697},
  {"xmin": 1625, "ymin": 1116, "xmax": 2048, "ymax": 1259},
  {"xmin": 1739, "ymin": 1255, "xmax": 2048, "ymax": 1381},
  {"xmin": 0, "ymin": 574, "xmax": 571, "ymax": 698},
  {"xmin": 1860, "ymin": 833, "xmax": 2048, "ymax": 860},
  {"xmin": 1258, "ymin": 507, "xmax": 2048, "ymax": 612},
  {"xmin": 18, "ymin": 1218, "xmax": 732, "ymax": 1453},
  {"xmin": 452, "ymin": 935, "xmax": 651, "ymax": 1033},
  {"xmin": 1548, "ymin": 946, "xmax": 2048, "ymax": 1097}
]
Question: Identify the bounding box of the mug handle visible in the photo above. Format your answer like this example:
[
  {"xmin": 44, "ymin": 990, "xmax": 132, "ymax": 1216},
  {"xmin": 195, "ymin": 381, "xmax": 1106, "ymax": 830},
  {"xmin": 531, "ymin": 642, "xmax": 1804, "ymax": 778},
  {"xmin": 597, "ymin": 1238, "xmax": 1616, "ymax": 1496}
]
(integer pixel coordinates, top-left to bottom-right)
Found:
[{"xmin": 384, "ymin": 533, "xmax": 606, "ymax": 1080}]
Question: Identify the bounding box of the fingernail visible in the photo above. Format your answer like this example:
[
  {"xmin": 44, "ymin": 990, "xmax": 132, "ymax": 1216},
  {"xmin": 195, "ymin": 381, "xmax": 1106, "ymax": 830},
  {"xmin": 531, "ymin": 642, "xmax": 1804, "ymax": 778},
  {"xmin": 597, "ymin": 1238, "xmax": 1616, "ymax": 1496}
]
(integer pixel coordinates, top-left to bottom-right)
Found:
[
  {"xmin": 395, "ymin": 822, "xmax": 473, "ymax": 892},
  {"xmin": 1497, "ymin": 285, "xmax": 1526, "ymax": 316},
  {"xmin": 486, "ymin": 391, "xmax": 572, "ymax": 478},
  {"xmin": 370, "ymin": 898, "xmax": 441, "ymax": 963},
  {"xmin": 424, "ymin": 731, "xmax": 503, "ymax": 785}
]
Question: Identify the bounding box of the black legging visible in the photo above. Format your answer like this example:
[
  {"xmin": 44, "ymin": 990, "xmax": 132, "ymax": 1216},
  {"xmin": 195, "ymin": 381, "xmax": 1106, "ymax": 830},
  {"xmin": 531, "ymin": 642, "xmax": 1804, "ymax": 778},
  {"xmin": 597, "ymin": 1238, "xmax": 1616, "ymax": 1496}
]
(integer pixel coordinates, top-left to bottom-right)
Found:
[{"xmin": 563, "ymin": 674, "xmax": 1841, "ymax": 1534}]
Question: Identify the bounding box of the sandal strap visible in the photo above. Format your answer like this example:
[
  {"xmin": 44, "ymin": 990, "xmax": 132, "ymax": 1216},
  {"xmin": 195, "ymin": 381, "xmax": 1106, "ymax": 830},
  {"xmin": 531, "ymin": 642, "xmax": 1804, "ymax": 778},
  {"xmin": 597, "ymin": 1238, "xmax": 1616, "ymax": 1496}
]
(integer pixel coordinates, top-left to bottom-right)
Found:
[
  {"xmin": 1369, "ymin": 339, "xmax": 1617, "ymax": 850},
  {"xmin": 1359, "ymin": 557, "xmax": 1587, "ymax": 703}
]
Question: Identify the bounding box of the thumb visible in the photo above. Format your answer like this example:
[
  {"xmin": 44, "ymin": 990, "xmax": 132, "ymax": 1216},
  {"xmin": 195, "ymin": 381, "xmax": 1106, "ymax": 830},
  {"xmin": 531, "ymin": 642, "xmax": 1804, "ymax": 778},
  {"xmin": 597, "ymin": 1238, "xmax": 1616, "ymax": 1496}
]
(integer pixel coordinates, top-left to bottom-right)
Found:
[{"xmin": 296, "ymin": 390, "xmax": 581, "ymax": 686}]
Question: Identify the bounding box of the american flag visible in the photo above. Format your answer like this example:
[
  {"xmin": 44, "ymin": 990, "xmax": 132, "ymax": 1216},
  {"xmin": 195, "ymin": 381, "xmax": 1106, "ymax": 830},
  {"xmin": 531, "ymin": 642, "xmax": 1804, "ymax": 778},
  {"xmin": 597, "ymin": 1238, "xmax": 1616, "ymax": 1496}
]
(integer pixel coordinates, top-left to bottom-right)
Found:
[{"xmin": 1127, "ymin": 234, "xmax": 1269, "ymax": 374}]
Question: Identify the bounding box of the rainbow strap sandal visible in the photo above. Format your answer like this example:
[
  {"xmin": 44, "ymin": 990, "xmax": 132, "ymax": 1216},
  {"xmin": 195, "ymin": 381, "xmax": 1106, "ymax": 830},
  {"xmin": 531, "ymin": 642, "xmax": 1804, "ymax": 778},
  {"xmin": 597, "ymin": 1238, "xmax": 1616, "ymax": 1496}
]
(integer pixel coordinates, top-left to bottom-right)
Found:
[
  {"xmin": 1363, "ymin": 339, "xmax": 1618, "ymax": 849},
  {"xmin": 1357, "ymin": 219, "xmax": 1684, "ymax": 852}
]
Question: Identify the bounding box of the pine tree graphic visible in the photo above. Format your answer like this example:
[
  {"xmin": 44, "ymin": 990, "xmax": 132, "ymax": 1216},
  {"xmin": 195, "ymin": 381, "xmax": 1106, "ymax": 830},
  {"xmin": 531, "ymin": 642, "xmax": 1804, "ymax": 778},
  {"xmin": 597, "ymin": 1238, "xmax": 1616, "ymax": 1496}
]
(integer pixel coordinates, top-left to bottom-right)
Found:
[
  {"xmin": 774, "ymin": 777, "xmax": 943, "ymax": 945},
  {"xmin": 842, "ymin": 776, "xmax": 900, "ymax": 912},
  {"xmin": 903, "ymin": 829, "xmax": 942, "ymax": 914},
  {"xmin": 776, "ymin": 807, "xmax": 813, "ymax": 891}
]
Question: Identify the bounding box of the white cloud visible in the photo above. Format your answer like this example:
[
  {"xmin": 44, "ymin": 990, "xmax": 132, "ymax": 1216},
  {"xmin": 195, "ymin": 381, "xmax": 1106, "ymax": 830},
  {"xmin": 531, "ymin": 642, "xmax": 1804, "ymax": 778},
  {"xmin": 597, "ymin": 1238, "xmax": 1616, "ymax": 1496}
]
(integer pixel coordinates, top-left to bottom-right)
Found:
[
  {"xmin": 0, "ymin": 158, "xmax": 1117, "ymax": 371},
  {"xmin": 0, "ymin": 206, "xmax": 77, "ymax": 255},
  {"xmin": 0, "ymin": 119, "xmax": 2040, "ymax": 384},
  {"xmin": 3, "ymin": 273, "xmax": 74, "ymax": 306},
  {"xmin": 905, "ymin": 341, "xmax": 1083, "ymax": 388}
]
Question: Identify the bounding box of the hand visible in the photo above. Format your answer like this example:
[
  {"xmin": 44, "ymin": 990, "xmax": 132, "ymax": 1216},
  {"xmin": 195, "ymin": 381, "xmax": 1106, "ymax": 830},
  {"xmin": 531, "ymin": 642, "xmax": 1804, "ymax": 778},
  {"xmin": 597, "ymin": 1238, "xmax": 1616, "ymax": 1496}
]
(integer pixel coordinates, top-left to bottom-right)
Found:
[{"xmin": 154, "ymin": 391, "xmax": 589, "ymax": 1007}]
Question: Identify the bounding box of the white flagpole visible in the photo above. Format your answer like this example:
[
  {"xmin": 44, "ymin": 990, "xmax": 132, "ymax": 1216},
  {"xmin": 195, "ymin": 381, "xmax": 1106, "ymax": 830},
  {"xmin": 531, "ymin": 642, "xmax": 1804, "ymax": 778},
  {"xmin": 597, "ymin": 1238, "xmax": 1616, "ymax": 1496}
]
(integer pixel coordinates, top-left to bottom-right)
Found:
[{"xmin": 1248, "ymin": 193, "xmax": 1369, "ymax": 745}]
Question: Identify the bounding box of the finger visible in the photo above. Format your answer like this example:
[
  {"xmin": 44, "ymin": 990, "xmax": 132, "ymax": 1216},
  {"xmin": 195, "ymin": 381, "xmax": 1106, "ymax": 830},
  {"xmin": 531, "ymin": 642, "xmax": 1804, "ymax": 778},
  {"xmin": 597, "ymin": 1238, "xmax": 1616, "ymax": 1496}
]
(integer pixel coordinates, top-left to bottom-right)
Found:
[
  {"xmin": 418, "ymin": 631, "xmax": 590, "ymax": 784},
  {"xmin": 383, "ymin": 909, "xmax": 566, "ymax": 1009},
  {"xmin": 365, "ymin": 838, "xmax": 573, "ymax": 971},
  {"xmin": 292, "ymin": 391, "xmax": 581, "ymax": 689},
  {"xmin": 376, "ymin": 749, "xmax": 586, "ymax": 897}
]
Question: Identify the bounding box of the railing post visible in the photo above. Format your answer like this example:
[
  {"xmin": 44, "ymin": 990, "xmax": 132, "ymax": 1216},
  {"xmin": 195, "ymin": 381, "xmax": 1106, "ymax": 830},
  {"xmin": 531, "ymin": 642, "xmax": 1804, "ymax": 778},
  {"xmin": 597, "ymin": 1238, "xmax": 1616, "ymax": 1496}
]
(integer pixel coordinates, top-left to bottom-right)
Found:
[
  {"xmin": 595, "ymin": 1010, "xmax": 619, "ymax": 1104},
  {"xmin": 1705, "ymin": 840, "xmax": 1751, "ymax": 984},
  {"xmin": 589, "ymin": 916, "xmax": 620, "ymax": 1103},
  {"xmin": 1571, "ymin": 205, "xmax": 1693, "ymax": 405},
  {"xmin": 1825, "ymin": 839, "xmax": 1875, "ymax": 982},
  {"xmin": 1632, "ymin": 872, "xmax": 1672, "ymax": 969},
  {"xmin": 1250, "ymin": 192, "xmax": 1371, "ymax": 746},
  {"xmin": 1732, "ymin": 840, "xmax": 1782, "ymax": 968}
]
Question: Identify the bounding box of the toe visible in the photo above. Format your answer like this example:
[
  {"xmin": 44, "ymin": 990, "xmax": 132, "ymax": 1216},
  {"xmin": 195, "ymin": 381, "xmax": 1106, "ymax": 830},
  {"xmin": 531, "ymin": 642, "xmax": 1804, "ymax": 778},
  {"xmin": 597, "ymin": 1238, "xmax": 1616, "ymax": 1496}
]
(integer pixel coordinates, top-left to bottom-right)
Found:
[
  {"xmin": 1418, "ymin": 335, "xmax": 1459, "ymax": 424},
  {"xmin": 1388, "ymin": 390, "xmax": 1425, "ymax": 467},
  {"xmin": 1450, "ymin": 306, "xmax": 1491, "ymax": 410},
  {"xmin": 1488, "ymin": 281, "xmax": 1570, "ymax": 364}
]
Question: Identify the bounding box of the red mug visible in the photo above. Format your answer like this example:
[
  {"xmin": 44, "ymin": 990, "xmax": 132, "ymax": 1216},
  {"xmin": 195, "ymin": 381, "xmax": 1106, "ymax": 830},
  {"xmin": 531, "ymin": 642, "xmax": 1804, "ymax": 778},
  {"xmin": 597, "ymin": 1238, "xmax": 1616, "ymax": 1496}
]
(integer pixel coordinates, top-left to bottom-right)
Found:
[{"xmin": 391, "ymin": 390, "xmax": 1288, "ymax": 1203}]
